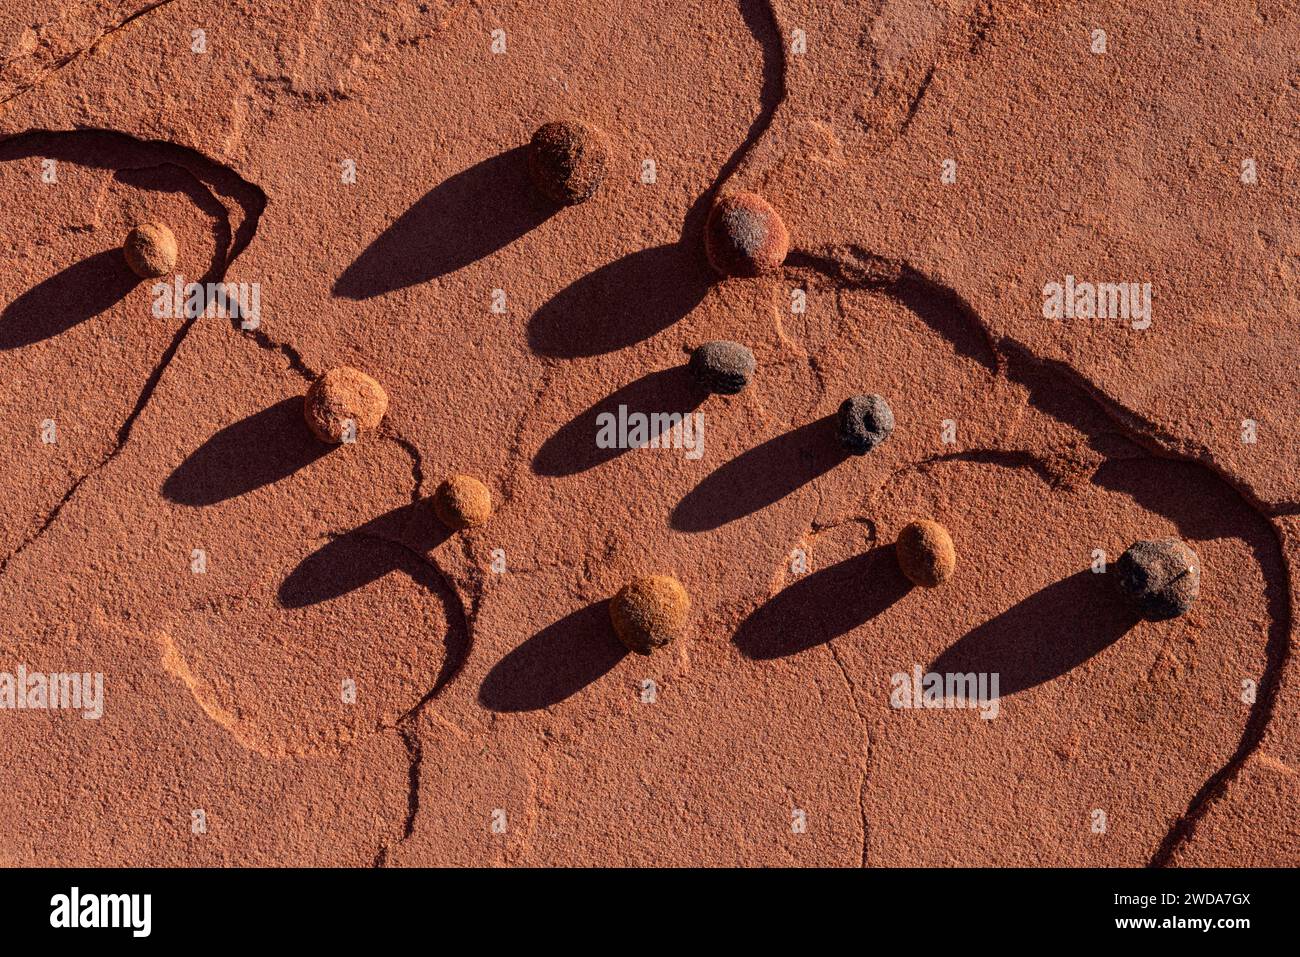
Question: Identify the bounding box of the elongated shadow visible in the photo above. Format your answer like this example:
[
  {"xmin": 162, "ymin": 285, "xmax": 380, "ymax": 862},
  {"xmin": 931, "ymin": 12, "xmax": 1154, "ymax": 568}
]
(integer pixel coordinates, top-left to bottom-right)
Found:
[
  {"xmin": 334, "ymin": 147, "xmax": 553, "ymax": 299},
  {"xmin": 479, "ymin": 600, "xmax": 626, "ymax": 712},
  {"xmin": 0, "ymin": 249, "xmax": 138, "ymax": 349},
  {"xmin": 735, "ymin": 545, "xmax": 911, "ymax": 659},
  {"xmin": 532, "ymin": 366, "xmax": 704, "ymax": 476},
  {"xmin": 279, "ymin": 502, "xmax": 450, "ymax": 609},
  {"xmin": 163, "ymin": 398, "xmax": 330, "ymax": 505},
  {"xmin": 929, "ymin": 570, "xmax": 1137, "ymax": 697},
  {"xmin": 527, "ymin": 243, "xmax": 711, "ymax": 358},
  {"xmin": 672, "ymin": 415, "xmax": 848, "ymax": 532}
]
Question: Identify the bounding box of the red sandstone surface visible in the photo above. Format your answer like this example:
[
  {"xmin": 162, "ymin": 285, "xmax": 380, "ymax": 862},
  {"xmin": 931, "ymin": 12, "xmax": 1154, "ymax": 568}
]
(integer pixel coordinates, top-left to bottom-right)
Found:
[{"xmin": 0, "ymin": 0, "xmax": 1296, "ymax": 866}]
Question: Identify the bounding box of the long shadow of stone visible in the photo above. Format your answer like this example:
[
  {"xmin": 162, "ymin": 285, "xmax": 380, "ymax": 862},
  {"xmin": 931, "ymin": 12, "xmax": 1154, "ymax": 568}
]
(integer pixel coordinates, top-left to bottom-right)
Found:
[
  {"xmin": 672, "ymin": 415, "xmax": 848, "ymax": 532},
  {"xmin": 735, "ymin": 545, "xmax": 912, "ymax": 659},
  {"xmin": 479, "ymin": 600, "xmax": 626, "ymax": 712},
  {"xmin": 279, "ymin": 502, "xmax": 451, "ymax": 609},
  {"xmin": 527, "ymin": 243, "xmax": 712, "ymax": 358},
  {"xmin": 929, "ymin": 570, "xmax": 1137, "ymax": 697},
  {"xmin": 0, "ymin": 249, "xmax": 138, "ymax": 349},
  {"xmin": 163, "ymin": 398, "xmax": 330, "ymax": 506},
  {"xmin": 333, "ymin": 147, "xmax": 554, "ymax": 299},
  {"xmin": 532, "ymin": 366, "xmax": 704, "ymax": 476}
]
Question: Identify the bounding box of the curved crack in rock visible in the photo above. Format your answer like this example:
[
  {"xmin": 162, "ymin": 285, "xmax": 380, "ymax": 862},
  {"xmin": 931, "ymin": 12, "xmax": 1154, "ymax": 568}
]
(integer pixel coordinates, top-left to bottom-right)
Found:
[
  {"xmin": 999, "ymin": 340, "xmax": 1300, "ymax": 521},
  {"xmin": 786, "ymin": 246, "xmax": 1003, "ymax": 374},
  {"xmin": 373, "ymin": 724, "xmax": 422, "ymax": 868},
  {"xmin": 293, "ymin": 524, "xmax": 472, "ymax": 868},
  {"xmin": 243, "ymin": 327, "xmax": 315, "ymax": 380},
  {"xmin": 716, "ymin": 0, "xmax": 788, "ymax": 191},
  {"xmin": 376, "ymin": 427, "xmax": 427, "ymax": 505},
  {"xmin": 287, "ymin": 524, "xmax": 474, "ymax": 712},
  {"xmin": 164, "ymin": 508, "xmax": 472, "ymax": 864},
  {"xmin": 0, "ymin": 128, "xmax": 266, "ymax": 579},
  {"xmin": 879, "ymin": 448, "xmax": 1070, "ymax": 494},
  {"xmin": 156, "ymin": 628, "xmax": 270, "ymax": 755}
]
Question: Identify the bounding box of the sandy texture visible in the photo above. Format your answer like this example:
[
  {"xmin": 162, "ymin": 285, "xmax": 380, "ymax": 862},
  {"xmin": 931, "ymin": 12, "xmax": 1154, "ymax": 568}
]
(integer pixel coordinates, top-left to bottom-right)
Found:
[{"xmin": 0, "ymin": 0, "xmax": 1295, "ymax": 866}]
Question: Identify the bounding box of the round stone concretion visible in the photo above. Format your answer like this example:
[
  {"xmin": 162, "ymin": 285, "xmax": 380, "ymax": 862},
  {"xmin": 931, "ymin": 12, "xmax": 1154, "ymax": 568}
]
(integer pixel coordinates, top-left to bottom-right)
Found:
[
  {"xmin": 433, "ymin": 474, "xmax": 492, "ymax": 530},
  {"xmin": 527, "ymin": 120, "xmax": 610, "ymax": 205},
  {"xmin": 704, "ymin": 191, "xmax": 789, "ymax": 278},
  {"xmin": 303, "ymin": 367, "xmax": 389, "ymax": 444},
  {"xmin": 837, "ymin": 394, "xmax": 894, "ymax": 455},
  {"xmin": 689, "ymin": 340, "xmax": 756, "ymax": 395},
  {"xmin": 123, "ymin": 222, "xmax": 178, "ymax": 278},
  {"xmin": 1116, "ymin": 538, "xmax": 1200, "ymax": 620},
  {"xmin": 896, "ymin": 520, "xmax": 956, "ymax": 588},
  {"xmin": 609, "ymin": 575, "xmax": 690, "ymax": 656}
]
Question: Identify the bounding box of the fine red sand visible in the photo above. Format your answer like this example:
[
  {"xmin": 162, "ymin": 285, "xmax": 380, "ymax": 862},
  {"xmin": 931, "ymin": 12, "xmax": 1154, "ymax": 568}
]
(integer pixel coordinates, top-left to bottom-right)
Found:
[{"xmin": 0, "ymin": 0, "xmax": 1295, "ymax": 867}]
